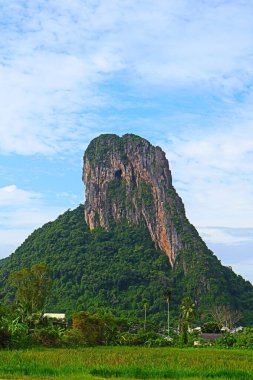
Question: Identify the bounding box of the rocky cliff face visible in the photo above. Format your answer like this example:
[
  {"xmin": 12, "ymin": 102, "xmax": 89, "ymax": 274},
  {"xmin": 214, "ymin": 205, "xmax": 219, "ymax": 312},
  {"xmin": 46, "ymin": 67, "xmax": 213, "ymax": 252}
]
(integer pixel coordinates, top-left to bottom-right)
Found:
[{"xmin": 83, "ymin": 134, "xmax": 191, "ymax": 267}]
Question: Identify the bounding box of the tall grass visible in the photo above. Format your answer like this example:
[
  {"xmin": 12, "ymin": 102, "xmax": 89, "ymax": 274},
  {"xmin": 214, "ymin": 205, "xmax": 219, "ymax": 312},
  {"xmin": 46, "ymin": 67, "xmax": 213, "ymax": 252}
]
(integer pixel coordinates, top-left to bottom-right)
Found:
[{"xmin": 0, "ymin": 347, "xmax": 252, "ymax": 379}]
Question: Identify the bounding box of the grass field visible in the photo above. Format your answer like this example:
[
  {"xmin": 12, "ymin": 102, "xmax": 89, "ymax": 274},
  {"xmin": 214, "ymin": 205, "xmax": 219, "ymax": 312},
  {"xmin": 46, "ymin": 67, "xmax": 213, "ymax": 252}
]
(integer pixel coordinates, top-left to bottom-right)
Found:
[{"xmin": 0, "ymin": 347, "xmax": 252, "ymax": 380}]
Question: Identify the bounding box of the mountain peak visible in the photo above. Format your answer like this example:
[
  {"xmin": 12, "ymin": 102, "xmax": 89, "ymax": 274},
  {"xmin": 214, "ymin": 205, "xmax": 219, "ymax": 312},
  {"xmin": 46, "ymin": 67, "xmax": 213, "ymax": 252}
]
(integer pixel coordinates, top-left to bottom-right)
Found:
[{"xmin": 83, "ymin": 134, "xmax": 189, "ymax": 267}]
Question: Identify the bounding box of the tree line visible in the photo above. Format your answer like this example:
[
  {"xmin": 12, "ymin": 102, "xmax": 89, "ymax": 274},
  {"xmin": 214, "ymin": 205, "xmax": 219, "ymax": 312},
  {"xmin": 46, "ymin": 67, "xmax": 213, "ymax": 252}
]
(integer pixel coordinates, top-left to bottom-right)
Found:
[{"xmin": 1, "ymin": 262, "xmax": 251, "ymax": 349}]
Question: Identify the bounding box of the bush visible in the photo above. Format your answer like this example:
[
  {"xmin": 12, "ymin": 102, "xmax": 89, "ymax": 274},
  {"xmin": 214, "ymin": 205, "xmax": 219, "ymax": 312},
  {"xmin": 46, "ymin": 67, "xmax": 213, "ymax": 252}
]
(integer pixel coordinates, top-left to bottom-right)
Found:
[
  {"xmin": 11, "ymin": 323, "xmax": 32, "ymax": 349},
  {"xmin": 202, "ymin": 321, "xmax": 220, "ymax": 333},
  {"xmin": 62, "ymin": 328, "xmax": 86, "ymax": 347},
  {"xmin": 118, "ymin": 330, "xmax": 173, "ymax": 346},
  {"xmin": 71, "ymin": 311, "xmax": 126, "ymax": 346},
  {"xmin": 33, "ymin": 326, "xmax": 64, "ymax": 347},
  {"xmin": 217, "ymin": 333, "xmax": 236, "ymax": 348},
  {"xmin": 0, "ymin": 315, "xmax": 32, "ymax": 349},
  {"xmin": 145, "ymin": 335, "xmax": 174, "ymax": 347},
  {"xmin": 0, "ymin": 328, "xmax": 11, "ymax": 348},
  {"xmin": 72, "ymin": 311, "xmax": 110, "ymax": 346},
  {"xmin": 234, "ymin": 328, "xmax": 253, "ymax": 349}
]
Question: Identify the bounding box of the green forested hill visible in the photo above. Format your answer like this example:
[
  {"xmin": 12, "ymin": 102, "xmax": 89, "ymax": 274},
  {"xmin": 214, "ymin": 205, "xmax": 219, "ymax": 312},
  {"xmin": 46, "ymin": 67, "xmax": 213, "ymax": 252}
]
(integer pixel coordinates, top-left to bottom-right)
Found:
[
  {"xmin": 0, "ymin": 205, "xmax": 172, "ymax": 321},
  {"xmin": 0, "ymin": 205, "xmax": 253, "ymax": 325}
]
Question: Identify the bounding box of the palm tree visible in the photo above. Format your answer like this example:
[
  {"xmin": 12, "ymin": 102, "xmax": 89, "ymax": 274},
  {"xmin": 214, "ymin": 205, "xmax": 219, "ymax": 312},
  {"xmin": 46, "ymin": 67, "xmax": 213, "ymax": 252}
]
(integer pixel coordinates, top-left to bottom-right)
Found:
[
  {"xmin": 142, "ymin": 299, "xmax": 148, "ymax": 330},
  {"xmin": 179, "ymin": 297, "xmax": 195, "ymax": 344}
]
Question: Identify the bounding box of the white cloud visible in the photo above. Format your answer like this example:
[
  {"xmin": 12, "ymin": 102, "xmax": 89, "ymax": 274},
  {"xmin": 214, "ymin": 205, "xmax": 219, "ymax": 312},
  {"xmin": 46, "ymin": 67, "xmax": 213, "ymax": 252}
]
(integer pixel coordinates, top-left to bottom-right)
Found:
[
  {"xmin": 0, "ymin": 185, "xmax": 42, "ymax": 206},
  {"xmin": 0, "ymin": 229, "xmax": 34, "ymax": 259},
  {"xmin": 0, "ymin": 206, "xmax": 66, "ymax": 259},
  {"xmin": 0, "ymin": 207, "xmax": 64, "ymax": 228},
  {"xmin": 1, "ymin": 1, "xmax": 253, "ymax": 155},
  {"xmin": 159, "ymin": 111, "xmax": 253, "ymax": 230},
  {"xmin": 198, "ymin": 227, "xmax": 253, "ymax": 246},
  {"xmin": 0, "ymin": 184, "xmax": 66, "ymax": 258}
]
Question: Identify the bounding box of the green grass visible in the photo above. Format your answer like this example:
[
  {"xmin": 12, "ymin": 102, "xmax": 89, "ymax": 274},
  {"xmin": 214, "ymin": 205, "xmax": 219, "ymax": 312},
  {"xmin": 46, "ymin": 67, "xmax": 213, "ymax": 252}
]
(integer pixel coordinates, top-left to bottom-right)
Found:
[{"xmin": 0, "ymin": 347, "xmax": 252, "ymax": 380}]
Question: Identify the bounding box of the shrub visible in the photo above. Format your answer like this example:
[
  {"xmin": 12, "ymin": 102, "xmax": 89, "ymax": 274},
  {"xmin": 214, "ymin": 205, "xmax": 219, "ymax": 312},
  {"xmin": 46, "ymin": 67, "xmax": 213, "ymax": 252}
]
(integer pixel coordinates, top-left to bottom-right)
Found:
[
  {"xmin": 202, "ymin": 321, "xmax": 220, "ymax": 333},
  {"xmin": 217, "ymin": 333, "xmax": 236, "ymax": 348},
  {"xmin": 234, "ymin": 328, "xmax": 253, "ymax": 349},
  {"xmin": 0, "ymin": 327, "xmax": 11, "ymax": 348},
  {"xmin": 71, "ymin": 311, "xmax": 126, "ymax": 346},
  {"xmin": 62, "ymin": 328, "xmax": 86, "ymax": 347},
  {"xmin": 119, "ymin": 330, "xmax": 171, "ymax": 346},
  {"xmin": 72, "ymin": 311, "xmax": 109, "ymax": 346},
  {"xmin": 33, "ymin": 326, "xmax": 64, "ymax": 347}
]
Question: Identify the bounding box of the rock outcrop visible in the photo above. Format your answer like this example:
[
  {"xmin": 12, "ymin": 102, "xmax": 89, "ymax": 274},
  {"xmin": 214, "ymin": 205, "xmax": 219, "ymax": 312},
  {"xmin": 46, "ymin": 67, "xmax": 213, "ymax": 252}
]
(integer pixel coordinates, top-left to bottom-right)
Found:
[{"xmin": 83, "ymin": 134, "xmax": 190, "ymax": 267}]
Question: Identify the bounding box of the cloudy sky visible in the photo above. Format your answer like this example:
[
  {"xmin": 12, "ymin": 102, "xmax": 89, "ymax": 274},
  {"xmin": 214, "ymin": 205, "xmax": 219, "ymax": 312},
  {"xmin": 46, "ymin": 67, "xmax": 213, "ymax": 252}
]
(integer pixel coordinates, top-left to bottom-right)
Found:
[{"xmin": 0, "ymin": 0, "xmax": 253, "ymax": 283}]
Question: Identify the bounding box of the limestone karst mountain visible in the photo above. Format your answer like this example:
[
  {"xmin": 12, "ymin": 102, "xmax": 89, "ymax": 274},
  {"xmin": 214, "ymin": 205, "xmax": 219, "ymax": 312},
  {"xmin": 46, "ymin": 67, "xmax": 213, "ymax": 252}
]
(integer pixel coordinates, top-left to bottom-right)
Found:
[
  {"xmin": 0, "ymin": 133, "xmax": 253, "ymax": 323},
  {"xmin": 83, "ymin": 134, "xmax": 183, "ymax": 267}
]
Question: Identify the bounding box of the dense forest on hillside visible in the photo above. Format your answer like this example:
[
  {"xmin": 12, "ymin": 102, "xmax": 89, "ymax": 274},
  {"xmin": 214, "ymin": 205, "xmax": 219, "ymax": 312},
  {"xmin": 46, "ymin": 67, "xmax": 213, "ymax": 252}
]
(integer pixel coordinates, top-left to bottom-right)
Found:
[{"xmin": 0, "ymin": 205, "xmax": 252, "ymax": 325}]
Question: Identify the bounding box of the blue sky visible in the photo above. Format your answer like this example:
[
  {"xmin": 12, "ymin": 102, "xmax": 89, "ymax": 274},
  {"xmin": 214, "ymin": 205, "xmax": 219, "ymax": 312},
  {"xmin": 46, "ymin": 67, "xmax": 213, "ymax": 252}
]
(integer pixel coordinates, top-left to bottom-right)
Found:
[{"xmin": 1, "ymin": 0, "xmax": 253, "ymax": 283}]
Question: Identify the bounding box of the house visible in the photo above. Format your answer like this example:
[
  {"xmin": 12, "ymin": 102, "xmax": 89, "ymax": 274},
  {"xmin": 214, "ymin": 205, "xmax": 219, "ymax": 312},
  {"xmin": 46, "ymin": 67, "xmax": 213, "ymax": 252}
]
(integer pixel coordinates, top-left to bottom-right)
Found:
[
  {"xmin": 43, "ymin": 313, "xmax": 66, "ymax": 320},
  {"xmin": 192, "ymin": 326, "xmax": 202, "ymax": 332},
  {"xmin": 221, "ymin": 326, "xmax": 230, "ymax": 332},
  {"xmin": 43, "ymin": 313, "xmax": 66, "ymax": 326},
  {"xmin": 230, "ymin": 326, "xmax": 243, "ymax": 334}
]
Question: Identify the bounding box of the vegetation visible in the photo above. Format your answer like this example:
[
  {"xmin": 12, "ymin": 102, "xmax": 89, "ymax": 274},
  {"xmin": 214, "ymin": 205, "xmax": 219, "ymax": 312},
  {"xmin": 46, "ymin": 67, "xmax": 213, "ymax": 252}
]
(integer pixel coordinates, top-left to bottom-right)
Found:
[
  {"xmin": 0, "ymin": 133, "xmax": 252, "ymax": 378},
  {"xmin": 0, "ymin": 346, "xmax": 252, "ymax": 379},
  {"xmin": 179, "ymin": 297, "xmax": 196, "ymax": 344},
  {"xmin": 85, "ymin": 133, "xmax": 152, "ymax": 167},
  {"xmin": 0, "ymin": 205, "xmax": 174, "ymax": 322},
  {"xmin": 8, "ymin": 262, "xmax": 52, "ymax": 322},
  {"xmin": 1, "ymin": 259, "xmax": 252, "ymax": 351},
  {"xmin": 0, "ymin": 260, "xmax": 253, "ymax": 377},
  {"xmin": 1, "ymin": 293, "xmax": 253, "ymax": 351},
  {"xmin": 0, "ymin": 205, "xmax": 252, "ymax": 325},
  {"xmin": 210, "ymin": 305, "xmax": 243, "ymax": 329}
]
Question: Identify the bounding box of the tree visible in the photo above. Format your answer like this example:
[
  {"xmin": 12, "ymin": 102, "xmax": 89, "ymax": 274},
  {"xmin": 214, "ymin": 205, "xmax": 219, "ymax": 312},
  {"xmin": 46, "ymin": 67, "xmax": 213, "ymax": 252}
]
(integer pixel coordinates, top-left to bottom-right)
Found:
[
  {"xmin": 142, "ymin": 298, "xmax": 148, "ymax": 330},
  {"xmin": 9, "ymin": 262, "xmax": 52, "ymax": 322},
  {"xmin": 210, "ymin": 305, "xmax": 242, "ymax": 329},
  {"xmin": 179, "ymin": 297, "xmax": 195, "ymax": 344},
  {"xmin": 72, "ymin": 311, "xmax": 106, "ymax": 345}
]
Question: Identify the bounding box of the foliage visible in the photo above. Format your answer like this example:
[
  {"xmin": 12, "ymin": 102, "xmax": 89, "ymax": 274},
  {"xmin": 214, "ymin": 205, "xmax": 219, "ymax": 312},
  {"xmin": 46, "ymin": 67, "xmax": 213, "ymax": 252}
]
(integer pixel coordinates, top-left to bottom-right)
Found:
[
  {"xmin": 140, "ymin": 181, "xmax": 154, "ymax": 216},
  {"xmin": 72, "ymin": 311, "xmax": 107, "ymax": 346},
  {"xmin": 0, "ymin": 304, "xmax": 11, "ymax": 347},
  {"xmin": 0, "ymin": 346, "xmax": 252, "ymax": 379},
  {"xmin": 142, "ymin": 298, "xmax": 148, "ymax": 330},
  {"xmin": 211, "ymin": 305, "xmax": 242, "ymax": 328},
  {"xmin": 179, "ymin": 297, "xmax": 196, "ymax": 344},
  {"xmin": 119, "ymin": 329, "xmax": 169, "ymax": 346},
  {"xmin": 33, "ymin": 325, "xmax": 64, "ymax": 347},
  {"xmin": 180, "ymin": 297, "xmax": 196, "ymax": 322},
  {"xmin": 0, "ymin": 309, "xmax": 33, "ymax": 348},
  {"xmin": 70, "ymin": 311, "xmax": 128, "ymax": 346},
  {"xmin": 0, "ymin": 205, "xmax": 253, "ymax": 325},
  {"xmin": 218, "ymin": 332, "xmax": 237, "ymax": 347},
  {"xmin": 85, "ymin": 133, "xmax": 150, "ymax": 167},
  {"xmin": 202, "ymin": 320, "xmax": 221, "ymax": 333},
  {"xmin": 0, "ymin": 326, "xmax": 11, "ymax": 348},
  {"xmin": 8, "ymin": 262, "xmax": 52, "ymax": 322},
  {"xmin": 234, "ymin": 328, "xmax": 253, "ymax": 348},
  {"xmin": 213, "ymin": 328, "xmax": 253, "ymax": 349},
  {"xmin": 0, "ymin": 206, "xmax": 174, "ymax": 323}
]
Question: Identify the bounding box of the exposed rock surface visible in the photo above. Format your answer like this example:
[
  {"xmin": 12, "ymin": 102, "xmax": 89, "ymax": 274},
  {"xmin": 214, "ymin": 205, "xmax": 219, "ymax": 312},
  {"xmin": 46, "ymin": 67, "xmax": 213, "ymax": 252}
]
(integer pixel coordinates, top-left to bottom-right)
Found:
[{"xmin": 83, "ymin": 134, "xmax": 193, "ymax": 267}]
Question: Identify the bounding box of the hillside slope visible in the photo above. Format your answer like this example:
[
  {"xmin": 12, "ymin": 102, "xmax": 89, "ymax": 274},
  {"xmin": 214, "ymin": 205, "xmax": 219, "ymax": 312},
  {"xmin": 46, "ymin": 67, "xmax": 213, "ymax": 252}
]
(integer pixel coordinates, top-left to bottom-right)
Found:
[{"xmin": 0, "ymin": 205, "xmax": 252, "ymax": 324}]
